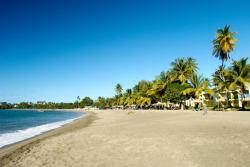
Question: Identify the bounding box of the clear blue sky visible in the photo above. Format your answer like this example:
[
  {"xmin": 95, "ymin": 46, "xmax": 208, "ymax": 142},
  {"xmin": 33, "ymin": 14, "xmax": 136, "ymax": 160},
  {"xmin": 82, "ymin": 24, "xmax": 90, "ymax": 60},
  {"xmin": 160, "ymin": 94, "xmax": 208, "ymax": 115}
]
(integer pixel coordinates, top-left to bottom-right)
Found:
[{"xmin": 1, "ymin": 0, "xmax": 250, "ymax": 103}]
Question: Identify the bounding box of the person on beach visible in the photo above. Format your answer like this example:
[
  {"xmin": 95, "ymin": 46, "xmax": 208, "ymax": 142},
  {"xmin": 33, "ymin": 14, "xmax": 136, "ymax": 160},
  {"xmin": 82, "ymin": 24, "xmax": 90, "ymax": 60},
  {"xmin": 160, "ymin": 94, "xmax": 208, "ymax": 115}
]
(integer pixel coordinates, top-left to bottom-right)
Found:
[{"xmin": 203, "ymin": 103, "xmax": 208, "ymax": 115}]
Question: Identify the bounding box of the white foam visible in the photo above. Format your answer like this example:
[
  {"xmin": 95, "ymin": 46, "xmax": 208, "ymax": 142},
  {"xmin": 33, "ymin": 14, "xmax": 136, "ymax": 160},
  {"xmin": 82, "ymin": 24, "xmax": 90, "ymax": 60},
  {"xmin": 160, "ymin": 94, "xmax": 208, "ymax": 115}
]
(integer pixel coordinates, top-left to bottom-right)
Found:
[{"xmin": 0, "ymin": 115, "xmax": 83, "ymax": 148}]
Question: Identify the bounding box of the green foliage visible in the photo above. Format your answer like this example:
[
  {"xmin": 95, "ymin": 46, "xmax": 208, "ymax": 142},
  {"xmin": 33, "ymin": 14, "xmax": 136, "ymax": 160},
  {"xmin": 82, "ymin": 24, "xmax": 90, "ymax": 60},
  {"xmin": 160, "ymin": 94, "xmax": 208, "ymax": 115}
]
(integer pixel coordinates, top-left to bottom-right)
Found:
[
  {"xmin": 183, "ymin": 74, "xmax": 214, "ymax": 99},
  {"xmin": 133, "ymin": 80, "xmax": 151, "ymax": 96},
  {"xmin": 162, "ymin": 83, "xmax": 188, "ymax": 104},
  {"xmin": 79, "ymin": 97, "xmax": 94, "ymax": 108},
  {"xmin": 212, "ymin": 25, "xmax": 237, "ymax": 66},
  {"xmin": 115, "ymin": 83, "xmax": 123, "ymax": 95},
  {"xmin": 205, "ymin": 100, "xmax": 217, "ymax": 108},
  {"xmin": 94, "ymin": 97, "xmax": 112, "ymax": 109},
  {"xmin": 212, "ymin": 57, "xmax": 250, "ymax": 110},
  {"xmin": 170, "ymin": 57, "xmax": 198, "ymax": 84},
  {"xmin": 17, "ymin": 102, "xmax": 33, "ymax": 109},
  {"xmin": 3, "ymin": 25, "xmax": 249, "ymax": 111},
  {"xmin": 0, "ymin": 102, "xmax": 13, "ymax": 109},
  {"xmin": 148, "ymin": 79, "xmax": 166, "ymax": 102},
  {"xmin": 228, "ymin": 57, "xmax": 250, "ymax": 91},
  {"xmin": 13, "ymin": 102, "xmax": 76, "ymax": 109}
]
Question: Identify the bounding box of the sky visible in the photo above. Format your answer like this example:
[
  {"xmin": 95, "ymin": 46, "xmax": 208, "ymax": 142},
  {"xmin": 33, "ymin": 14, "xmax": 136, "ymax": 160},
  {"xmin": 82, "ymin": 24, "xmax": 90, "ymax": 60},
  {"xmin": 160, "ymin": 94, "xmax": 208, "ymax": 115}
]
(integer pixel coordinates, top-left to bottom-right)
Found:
[{"xmin": 1, "ymin": 0, "xmax": 250, "ymax": 103}]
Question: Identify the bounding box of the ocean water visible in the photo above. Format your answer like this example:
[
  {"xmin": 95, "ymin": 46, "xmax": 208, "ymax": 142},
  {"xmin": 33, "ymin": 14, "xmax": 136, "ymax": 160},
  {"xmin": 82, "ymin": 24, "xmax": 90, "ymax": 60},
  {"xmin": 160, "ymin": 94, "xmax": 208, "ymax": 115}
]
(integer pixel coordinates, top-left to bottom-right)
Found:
[{"xmin": 0, "ymin": 109, "xmax": 84, "ymax": 148}]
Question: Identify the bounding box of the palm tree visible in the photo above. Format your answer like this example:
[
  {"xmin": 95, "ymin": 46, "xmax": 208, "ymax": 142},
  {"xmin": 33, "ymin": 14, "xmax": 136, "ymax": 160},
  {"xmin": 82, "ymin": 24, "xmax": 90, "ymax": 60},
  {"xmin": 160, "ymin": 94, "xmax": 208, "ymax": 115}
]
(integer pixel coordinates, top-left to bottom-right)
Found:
[
  {"xmin": 187, "ymin": 57, "xmax": 198, "ymax": 74},
  {"xmin": 157, "ymin": 70, "xmax": 175, "ymax": 83},
  {"xmin": 213, "ymin": 66, "xmax": 232, "ymax": 92},
  {"xmin": 212, "ymin": 66, "xmax": 232, "ymax": 108},
  {"xmin": 212, "ymin": 25, "xmax": 237, "ymax": 67},
  {"xmin": 137, "ymin": 96, "xmax": 151, "ymax": 108},
  {"xmin": 170, "ymin": 57, "xmax": 198, "ymax": 84},
  {"xmin": 228, "ymin": 58, "xmax": 250, "ymax": 109},
  {"xmin": 126, "ymin": 93, "xmax": 138, "ymax": 106},
  {"xmin": 135, "ymin": 80, "xmax": 151, "ymax": 96},
  {"xmin": 126, "ymin": 89, "xmax": 132, "ymax": 95},
  {"xmin": 183, "ymin": 74, "xmax": 213, "ymax": 103},
  {"xmin": 122, "ymin": 89, "xmax": 132, "ymax": 106},
  {"xmin": 157, "ymin": 71, "xmax": 168, "ymax": 82},
  {"xmin": 115, "ymin": 83, "xmax": 123, "ymax": 96},
  {"xmin": 129, "ymin": 81, "xmax": 152, "ymax": 108},
  {"xmin": 76, "ymin": 96, "xmax": 81, "ymax": 108},
  {"xmin": 147, "ymin": 80, "xmax": 167, "ymax": 102}
]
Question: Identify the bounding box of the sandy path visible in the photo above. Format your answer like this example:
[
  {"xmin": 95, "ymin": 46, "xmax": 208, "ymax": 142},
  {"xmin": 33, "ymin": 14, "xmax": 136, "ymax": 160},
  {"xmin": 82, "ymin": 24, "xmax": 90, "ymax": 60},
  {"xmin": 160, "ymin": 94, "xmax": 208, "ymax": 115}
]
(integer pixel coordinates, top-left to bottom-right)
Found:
[{"xmin": 1, "ymin": 110, "xmax": 250, "ymax": 167}]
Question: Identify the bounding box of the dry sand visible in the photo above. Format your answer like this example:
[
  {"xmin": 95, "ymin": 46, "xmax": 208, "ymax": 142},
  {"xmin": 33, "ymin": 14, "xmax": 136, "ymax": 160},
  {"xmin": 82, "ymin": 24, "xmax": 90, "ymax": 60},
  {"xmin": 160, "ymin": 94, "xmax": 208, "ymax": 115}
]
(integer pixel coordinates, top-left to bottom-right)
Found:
[{"xmin": 1, "ymin": 110, "xmax": 250, "ymax": 167}]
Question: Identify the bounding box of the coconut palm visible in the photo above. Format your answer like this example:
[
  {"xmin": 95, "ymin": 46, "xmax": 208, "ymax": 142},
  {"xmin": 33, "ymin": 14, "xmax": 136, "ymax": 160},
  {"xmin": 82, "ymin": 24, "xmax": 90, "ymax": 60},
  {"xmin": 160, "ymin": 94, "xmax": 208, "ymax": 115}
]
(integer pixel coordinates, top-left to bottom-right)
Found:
[
  {"xmin": 126, "ymin": 93, "xmax": 144, "ymax": 107},
  {"xmin": 212, "ymin": 25, "xmax": 237, "ymax": 67},
  {"xmin": 228, "ymin": 58, "xmax": 250, "ymax": 109},
  {"xmin": 129, "ymin": 81, "xmax": 152, "ymax": 108},
  {"xmin": 125, "ymin": 89, "xmax": 132, "ymax": 95},
  {"xmin": 183, "ymin": 74, "xmax": 213, "ymax": 102},
  {"xmin": 137, "ymin": 96, "xmax": 151, "ymax": 108},
  {"xmin": 76, "ymin": 96, "xmax": 81, "ymax": 108},
  {"xmin": 122, "ymin": 89, "xmax": 132, "ymax": 106},
  {"xmin": 157, "ymin": 70, "xmax": 175, "ymax": 83},
  {"xmin": 115, "ymin": 83, "xmax": 123, "ymax": 96},
  {"xmin": 126, "ymin": 93, "xmax": 138, "ymax": 106},
  {"xmin": 187, "ymin": 57, "xmax": 198, "ymax": 73},
  {"xmin": 213, "ymin": 66, "xmax": 232, "ymax": 91},
  {"xmin": 147, "ymin": 80, "xmax": 167, "ymax": 102},
  {"xmin": 212, "ymin": 66, "xmax": 233, "ymax": 107},
  {"xmin": 134, "ymin": 80, "xmax": 152, "ymax": 97},
  {"xmin": 149, "ymin": 71, "xmax": 175, "ymax": 102},
  {"xmin": 170, "ymin": 57, "xmax": 198, "ymax": 84}
]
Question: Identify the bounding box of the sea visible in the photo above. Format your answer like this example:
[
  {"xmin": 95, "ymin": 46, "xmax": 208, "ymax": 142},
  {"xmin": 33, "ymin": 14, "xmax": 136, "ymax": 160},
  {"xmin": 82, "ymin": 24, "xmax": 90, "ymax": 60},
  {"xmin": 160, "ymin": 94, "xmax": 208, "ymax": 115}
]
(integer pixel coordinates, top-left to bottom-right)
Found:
[{"xmin": 0, "ymin": 109, "xmax": 84, "ymax": 148}]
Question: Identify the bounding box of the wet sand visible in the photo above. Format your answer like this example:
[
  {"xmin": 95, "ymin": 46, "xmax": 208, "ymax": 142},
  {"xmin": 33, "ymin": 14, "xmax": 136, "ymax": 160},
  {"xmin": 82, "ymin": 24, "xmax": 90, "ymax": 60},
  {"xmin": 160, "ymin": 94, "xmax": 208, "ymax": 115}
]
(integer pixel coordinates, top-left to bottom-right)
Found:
[{"xmin": 1, "ymin": 110, "xmax": 250, "ymax": 167}]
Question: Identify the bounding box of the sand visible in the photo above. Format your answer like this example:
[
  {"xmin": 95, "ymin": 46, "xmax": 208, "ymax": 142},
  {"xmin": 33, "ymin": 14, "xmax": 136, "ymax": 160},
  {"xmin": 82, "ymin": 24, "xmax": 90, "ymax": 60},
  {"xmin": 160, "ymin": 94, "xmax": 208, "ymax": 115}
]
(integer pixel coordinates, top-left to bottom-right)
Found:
[{"xmin": 1, "ymin": 110, "xmax": 250, "ymax": 167}]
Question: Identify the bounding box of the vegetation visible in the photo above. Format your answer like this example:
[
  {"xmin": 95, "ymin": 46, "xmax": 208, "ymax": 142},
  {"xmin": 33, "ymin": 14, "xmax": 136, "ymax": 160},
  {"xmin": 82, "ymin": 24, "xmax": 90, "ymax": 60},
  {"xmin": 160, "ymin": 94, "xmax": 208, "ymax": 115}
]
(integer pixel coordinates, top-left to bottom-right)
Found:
[
  {"xmin": 0, "ymin": 96, "xmax": 95, "ymax": 110},
  {"xmin": 79, "ymin": 97, "xmax": 94, "ymax": 108},
  {"xmin": 182, "ymin": 74, "xmax": 213, "ymax": 100},
  {"xmin": 0, "ymin": 102, "xmax": 13, "ymax": 109},
  {"xmin": 212, "ymin": 25, "xmax": 237, "ymax": 67},
  {"xmin": 89, "ymin": 56, "xmax": 209, "ymax": 110},
  {"xmin": 115, "ymin": 84, "xmax": 123, "ymax": 96},
  {"xmin": 1, "ymin": 25, "xmax": 249, "ymax": 111},
  {"xmin": 162, "ymin": 83, "xmax": 188, "ymax": 104},
  {"xmin": 170, "ymin": 57, "xmax": 198, "ymax": 84}
]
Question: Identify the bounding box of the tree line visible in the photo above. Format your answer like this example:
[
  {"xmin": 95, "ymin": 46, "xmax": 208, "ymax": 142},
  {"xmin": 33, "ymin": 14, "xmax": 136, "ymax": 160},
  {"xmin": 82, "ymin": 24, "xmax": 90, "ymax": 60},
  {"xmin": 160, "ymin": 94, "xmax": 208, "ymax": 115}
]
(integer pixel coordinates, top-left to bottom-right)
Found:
[
  {"xmin": 93, "ymin": 25, "xmax": 250, "ymax": 110},
  {"xmin": 1, "ymin": 25, "xmax": 249, "ymax": 110},
  {"xmin": 0, "ymin": 97, "xmax": 94, "ymax": 109}
]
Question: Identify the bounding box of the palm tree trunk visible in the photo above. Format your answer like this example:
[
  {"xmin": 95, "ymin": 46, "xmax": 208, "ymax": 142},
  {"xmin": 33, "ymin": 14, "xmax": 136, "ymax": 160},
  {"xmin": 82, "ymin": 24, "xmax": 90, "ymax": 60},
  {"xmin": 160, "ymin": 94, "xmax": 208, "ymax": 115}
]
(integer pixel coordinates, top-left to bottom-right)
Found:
[
  {"xmin": 226, "ymin": 90, "xmax": 230, "ymax": 108},
  {"xmin": 241, "ymin": 88, "xmax": 246, "ymax": 110},
  {"xmin": 222, "ymin": 60, "xmax": 224, "ymax": 68}
]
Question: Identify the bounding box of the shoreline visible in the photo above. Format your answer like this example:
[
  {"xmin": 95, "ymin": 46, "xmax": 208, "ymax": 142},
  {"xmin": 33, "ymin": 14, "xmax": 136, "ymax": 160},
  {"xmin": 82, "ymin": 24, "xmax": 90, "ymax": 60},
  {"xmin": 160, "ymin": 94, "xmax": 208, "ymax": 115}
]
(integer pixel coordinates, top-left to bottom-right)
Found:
[
  {"xmin": 1, "ymin": 110, "xmax": 250, "ymax": 166},
  {"xmin": 0, "ymin": 111, "xmax": 96, "ymax": 165},
  {"xmin": 4, "ymin": 108, "xmax": 89, "ymax": 112},
  {"xmin": 0, "ymin": 109, "xmax": 88, "ymax": 148}
]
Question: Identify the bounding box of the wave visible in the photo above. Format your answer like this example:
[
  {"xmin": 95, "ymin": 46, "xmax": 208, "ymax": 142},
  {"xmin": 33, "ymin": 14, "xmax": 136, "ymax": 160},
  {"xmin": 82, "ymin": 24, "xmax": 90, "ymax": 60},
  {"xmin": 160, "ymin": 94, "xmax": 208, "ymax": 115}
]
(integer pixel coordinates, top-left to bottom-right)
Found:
[{"xmin": 0, "ymin": 115, "xmax": 83, "ymax": 148}]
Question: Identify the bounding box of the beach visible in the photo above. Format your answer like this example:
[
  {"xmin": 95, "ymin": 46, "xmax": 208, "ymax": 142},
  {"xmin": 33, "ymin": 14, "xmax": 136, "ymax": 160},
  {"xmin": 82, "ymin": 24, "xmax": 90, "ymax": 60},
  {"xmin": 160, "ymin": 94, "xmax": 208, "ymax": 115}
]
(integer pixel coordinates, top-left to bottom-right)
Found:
[{"xmin": 1, "ymin": 110, "xmax": 250, "ymax": 167}]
